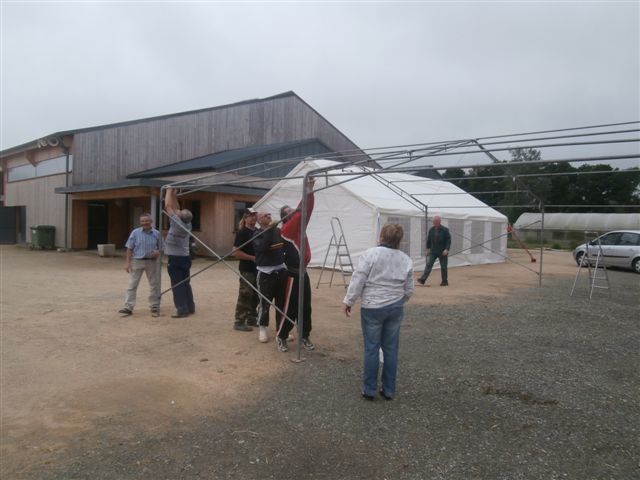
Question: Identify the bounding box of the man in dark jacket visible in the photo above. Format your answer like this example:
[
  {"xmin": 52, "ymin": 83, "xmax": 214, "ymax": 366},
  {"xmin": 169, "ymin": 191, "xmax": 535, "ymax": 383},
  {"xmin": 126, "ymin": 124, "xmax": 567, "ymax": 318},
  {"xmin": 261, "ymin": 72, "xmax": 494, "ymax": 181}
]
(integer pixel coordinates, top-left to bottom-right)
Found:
[
  {"xmin": 418, "ymin": 215, "xmax": 451, "ymax": 286},
  {"xmin": 252, "ymin": 211, "xmax": 289, "ymax": 348}
]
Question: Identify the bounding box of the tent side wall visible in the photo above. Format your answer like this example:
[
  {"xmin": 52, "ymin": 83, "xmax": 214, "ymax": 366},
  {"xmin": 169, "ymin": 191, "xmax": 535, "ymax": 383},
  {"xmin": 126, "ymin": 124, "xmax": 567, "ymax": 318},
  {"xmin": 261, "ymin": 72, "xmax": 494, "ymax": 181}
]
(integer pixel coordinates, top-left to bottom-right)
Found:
[
  {"xmin": 253, "ymin": 159, "xmax": 508, "ymax": 275},
  {"xmin": 378, "ymin": 213, "xmax": 507, "ymax": 271},
  {"xmin": 252, "ymin": 177, "xmax": 377, "ymax": 270}
]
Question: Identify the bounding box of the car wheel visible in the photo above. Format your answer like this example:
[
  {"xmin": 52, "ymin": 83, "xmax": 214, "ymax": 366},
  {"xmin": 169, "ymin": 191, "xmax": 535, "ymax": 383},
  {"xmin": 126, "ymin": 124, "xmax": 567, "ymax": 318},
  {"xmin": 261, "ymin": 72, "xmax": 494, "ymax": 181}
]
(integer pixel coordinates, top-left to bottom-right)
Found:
[
  {"xmin": 575, "ymin": 251, "xmax": 586, "ymax": 267},
  {"xmin": 633, "ymin": 258, "xmax": 640, "ymax": 274}
]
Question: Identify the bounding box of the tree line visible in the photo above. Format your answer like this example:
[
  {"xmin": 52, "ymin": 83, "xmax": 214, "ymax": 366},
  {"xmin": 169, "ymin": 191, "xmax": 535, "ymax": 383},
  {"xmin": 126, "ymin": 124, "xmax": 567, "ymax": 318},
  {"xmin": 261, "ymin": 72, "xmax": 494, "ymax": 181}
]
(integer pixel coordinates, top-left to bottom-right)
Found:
[{"xmin": 442, "ymin": 148, "xmax": 640, "ymax": 223}]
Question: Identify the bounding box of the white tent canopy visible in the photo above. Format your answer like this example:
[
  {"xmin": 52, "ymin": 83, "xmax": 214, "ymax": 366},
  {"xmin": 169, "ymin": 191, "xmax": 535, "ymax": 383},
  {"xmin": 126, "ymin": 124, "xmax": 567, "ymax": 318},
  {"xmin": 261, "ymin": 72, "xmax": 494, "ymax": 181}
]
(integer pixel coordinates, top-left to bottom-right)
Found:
[{"xmin": 253, "ymin": 159, "xmax": 508, "ymax": 272}]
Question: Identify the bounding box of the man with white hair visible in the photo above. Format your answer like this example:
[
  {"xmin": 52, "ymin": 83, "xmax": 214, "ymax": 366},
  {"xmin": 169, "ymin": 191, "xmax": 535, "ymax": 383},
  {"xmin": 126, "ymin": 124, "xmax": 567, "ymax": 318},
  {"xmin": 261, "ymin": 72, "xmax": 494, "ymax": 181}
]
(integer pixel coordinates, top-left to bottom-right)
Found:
[
  {"xmin": 418, "ymin": 215, "xmax": 451, "ymax": 287},
  {"xmin": 163, "ymin": 186, "xmax": 195, "ymax": 318},
  {"xmin": 119, "ymin": 212, "xmax": 163, "ymax": 316}
]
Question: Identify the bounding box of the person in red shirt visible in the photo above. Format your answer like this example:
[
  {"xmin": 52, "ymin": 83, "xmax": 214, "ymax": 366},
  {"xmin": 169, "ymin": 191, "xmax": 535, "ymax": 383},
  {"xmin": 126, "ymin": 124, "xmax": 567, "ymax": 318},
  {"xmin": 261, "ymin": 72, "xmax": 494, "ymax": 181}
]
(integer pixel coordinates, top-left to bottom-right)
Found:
[{"xmin": 278, "ymin": 176, "xmax": 316, "ymax": 351}]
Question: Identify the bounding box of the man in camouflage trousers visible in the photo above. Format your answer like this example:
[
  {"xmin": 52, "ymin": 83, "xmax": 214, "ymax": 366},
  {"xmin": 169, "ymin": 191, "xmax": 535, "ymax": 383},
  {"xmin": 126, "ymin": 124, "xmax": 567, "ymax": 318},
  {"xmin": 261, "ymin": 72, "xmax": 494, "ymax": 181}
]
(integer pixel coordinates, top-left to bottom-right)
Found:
[{"xmin": 232, "ymin": 208, "xmax": 260, "ymax": 331}]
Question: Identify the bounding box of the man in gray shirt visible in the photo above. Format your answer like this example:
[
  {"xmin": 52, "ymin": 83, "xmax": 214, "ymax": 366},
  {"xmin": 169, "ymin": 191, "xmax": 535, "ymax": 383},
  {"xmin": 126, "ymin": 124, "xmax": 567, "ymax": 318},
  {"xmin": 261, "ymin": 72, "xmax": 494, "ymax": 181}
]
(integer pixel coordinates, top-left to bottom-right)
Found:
[{"xmin": 164, "ymin": 187, "xmax": 195, "ymax": 318}]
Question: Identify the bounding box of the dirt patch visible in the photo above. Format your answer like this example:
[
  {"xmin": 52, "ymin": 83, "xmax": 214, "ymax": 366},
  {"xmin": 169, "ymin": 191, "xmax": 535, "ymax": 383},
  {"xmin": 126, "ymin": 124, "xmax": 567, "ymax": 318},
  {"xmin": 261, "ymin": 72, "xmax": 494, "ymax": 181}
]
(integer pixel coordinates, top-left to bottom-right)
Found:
[{"xmin": 2, "ymin": 246, "xmax": 637, "ymax": 479}]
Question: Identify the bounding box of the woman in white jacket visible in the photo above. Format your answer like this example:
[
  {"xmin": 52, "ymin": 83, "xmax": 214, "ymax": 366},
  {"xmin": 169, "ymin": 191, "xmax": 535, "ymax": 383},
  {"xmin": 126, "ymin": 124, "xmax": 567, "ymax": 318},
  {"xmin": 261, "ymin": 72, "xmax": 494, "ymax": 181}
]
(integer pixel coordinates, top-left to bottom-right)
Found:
[{"xmin": 342, "ymin": 223, "xmax": 414, "ymax": 401}]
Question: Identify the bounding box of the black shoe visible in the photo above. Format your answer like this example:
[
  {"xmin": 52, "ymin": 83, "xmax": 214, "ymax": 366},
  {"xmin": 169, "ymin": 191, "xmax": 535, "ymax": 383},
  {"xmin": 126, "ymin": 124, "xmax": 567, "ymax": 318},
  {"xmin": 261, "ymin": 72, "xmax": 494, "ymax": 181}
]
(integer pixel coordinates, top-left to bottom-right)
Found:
[
  {"xmin": 276, "ymin": 337, "xmax": 289, "ymax": 352},
  {"xmin": 118, "ymin": 308, "xmax": 132, "ymax": 316},
  {"xmin": 440, "ymin": 281, "xmax": 449, "ymax": 286},
  {"xmin": 171, "ymin": 312, "xmax": 189, "ymax": 318},
  {"xmin": 417, "ymin": 277, "xmax": 425, "ymax": 285},
  {"xmin": 379, "ymin": 389, "xmax": 393, "ymax": 401},
  {"xmin": 362, "ymin": 393, "xmax": 375, "ymax": 401},
  {"xmin": 233, "ymin": 323, "xmax": 253, "ymax": 332}
]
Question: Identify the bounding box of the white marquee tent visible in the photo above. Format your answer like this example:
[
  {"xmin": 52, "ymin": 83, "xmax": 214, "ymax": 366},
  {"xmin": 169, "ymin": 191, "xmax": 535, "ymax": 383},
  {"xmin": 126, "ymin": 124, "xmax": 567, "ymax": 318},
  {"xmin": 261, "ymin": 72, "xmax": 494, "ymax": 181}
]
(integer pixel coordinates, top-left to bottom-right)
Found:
[{"xmin": 253, "ymin": 159, "xmax": 508, "ymax": 272}]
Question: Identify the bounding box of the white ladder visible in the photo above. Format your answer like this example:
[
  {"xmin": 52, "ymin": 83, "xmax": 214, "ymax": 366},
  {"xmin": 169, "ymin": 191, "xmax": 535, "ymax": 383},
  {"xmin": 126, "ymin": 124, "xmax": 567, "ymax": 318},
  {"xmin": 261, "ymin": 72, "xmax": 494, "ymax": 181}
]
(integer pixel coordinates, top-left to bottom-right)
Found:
[
  {"xmin": 316, "ymin": 217, "xmax": 355, "ymax": 289},
  {"xmin": 570, "ymin": 231, "xmax": 611, "ymax": 299}
]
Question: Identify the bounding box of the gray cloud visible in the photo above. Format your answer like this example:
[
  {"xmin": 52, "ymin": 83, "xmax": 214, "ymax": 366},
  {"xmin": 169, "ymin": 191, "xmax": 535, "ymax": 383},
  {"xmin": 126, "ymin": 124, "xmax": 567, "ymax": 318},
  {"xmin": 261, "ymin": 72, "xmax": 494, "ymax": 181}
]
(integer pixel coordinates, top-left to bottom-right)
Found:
[{"xmin": 1, "ymin": 2, "xmax": 638, "ymax": 168}]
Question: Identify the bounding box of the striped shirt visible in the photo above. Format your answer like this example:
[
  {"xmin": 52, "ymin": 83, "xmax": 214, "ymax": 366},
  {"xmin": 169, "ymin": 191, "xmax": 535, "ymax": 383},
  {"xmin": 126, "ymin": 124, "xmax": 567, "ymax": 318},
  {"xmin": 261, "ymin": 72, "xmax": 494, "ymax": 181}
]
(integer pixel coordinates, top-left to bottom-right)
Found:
[{"xmin": 125, "ymin": 227, "xmax": 163, "ymax": 259}]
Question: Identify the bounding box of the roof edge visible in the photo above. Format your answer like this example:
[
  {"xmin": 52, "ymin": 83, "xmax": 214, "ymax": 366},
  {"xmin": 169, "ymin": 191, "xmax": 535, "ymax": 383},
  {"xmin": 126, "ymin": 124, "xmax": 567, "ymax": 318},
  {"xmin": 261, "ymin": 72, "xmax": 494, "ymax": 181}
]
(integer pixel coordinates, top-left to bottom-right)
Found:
[{"xmin": 1, "ymin": 91, "xmax": 299, "ymax": 158}]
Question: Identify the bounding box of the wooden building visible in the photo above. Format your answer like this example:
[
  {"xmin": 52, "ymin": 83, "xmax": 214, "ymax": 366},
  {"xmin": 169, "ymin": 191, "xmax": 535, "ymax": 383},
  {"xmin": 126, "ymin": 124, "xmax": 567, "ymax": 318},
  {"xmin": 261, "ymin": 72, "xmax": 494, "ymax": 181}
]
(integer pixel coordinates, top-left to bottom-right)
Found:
[{"xmin": 0, "ymin": 92, "xmax": 367, "ymax": 253}]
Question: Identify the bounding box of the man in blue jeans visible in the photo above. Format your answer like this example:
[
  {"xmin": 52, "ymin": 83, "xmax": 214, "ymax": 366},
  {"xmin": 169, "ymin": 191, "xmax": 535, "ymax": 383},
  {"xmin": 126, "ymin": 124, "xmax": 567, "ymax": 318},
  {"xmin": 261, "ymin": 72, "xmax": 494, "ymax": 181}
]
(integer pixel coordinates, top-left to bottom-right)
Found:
[{"xmin": 163, "ymin": 187, "xmax": 195, "ymax": 318}]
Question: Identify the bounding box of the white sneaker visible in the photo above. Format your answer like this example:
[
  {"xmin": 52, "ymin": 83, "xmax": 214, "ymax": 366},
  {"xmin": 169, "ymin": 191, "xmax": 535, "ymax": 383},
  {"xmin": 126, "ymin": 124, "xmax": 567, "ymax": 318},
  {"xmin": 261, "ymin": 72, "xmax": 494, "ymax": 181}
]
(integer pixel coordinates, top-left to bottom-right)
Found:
[{"xmin": 258, "ymin": 326, "xmax": 268, "ymax": 343}]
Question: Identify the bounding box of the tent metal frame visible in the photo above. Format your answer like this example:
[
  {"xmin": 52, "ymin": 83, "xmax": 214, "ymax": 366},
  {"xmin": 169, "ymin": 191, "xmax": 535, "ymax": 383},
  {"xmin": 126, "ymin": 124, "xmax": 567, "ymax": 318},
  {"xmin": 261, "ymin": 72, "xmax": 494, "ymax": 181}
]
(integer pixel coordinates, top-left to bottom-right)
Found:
[{"xmin": 156, "ymin": 121, "xmax": 639, "ymax": 361}]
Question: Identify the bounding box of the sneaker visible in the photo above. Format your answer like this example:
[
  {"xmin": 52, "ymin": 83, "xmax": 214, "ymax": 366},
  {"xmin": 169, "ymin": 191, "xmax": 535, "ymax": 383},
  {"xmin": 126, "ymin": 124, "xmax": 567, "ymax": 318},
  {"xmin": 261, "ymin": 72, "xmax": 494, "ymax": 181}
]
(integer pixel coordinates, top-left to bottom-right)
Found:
[
  {"xmin": 258, "ymin": 326, "xmax": 268, "ymax": 343},
  {"xmin": 234, "ymin": 323, "xmax": 252, "ymax": 332},
  {"xmin": 440, "ymin": 281, "xmax": 449, "ymax": 286},
  {"xmin": 417, "ymin": 277, "xmax": 425, "ymax": 285},
  {"xmin": 362, "ymin": 393, "xmax": 375, "ymax": 401},
  {"xmin": 118, "ymin": 308, "xmax": 132, "ymax": 316},
  {"xmin": 276, "ymin": 337, "xmax": 288, "ymax": 352},
  {"xmin": 302, "ymin": 338, "xmax": 315, "ymax": 350},
  {"xmin": 171, "ymin": 312, "xmax": 188, "ymax": 318},
  {"xmin": 151, "ymin": 309, "xmax": 160, "ymax": 317}
]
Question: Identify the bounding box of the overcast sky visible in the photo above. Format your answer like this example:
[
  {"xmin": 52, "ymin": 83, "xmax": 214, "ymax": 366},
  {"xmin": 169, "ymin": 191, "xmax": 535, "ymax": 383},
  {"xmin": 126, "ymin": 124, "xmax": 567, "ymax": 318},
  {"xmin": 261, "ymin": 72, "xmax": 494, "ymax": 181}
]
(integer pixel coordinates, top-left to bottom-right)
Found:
[{"xmin": 1, "ymin": 1, "xmax": 639, "ymax": 169}]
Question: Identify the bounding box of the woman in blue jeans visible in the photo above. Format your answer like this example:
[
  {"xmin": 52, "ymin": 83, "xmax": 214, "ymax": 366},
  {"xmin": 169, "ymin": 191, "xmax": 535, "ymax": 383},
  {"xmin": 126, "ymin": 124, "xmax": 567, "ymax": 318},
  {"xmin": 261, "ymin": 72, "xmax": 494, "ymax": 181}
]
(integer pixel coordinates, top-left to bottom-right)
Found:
[{"xmin": 342, "ymin": 223, "xmax": 414, "ymax": 401}]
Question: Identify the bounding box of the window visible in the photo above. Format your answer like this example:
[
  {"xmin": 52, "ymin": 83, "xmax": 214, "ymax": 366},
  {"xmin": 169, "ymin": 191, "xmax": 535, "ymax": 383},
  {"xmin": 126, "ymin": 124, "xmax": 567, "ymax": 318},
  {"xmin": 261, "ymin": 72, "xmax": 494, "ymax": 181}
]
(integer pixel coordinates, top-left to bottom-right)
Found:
[
  {"xmin": 187, "ymin": 201, "xmax": 201, "ymax": 230},
  {"xmin": 386, "ymin": 216, "xmax": 411, "ymax": 255},
  {"xmin": 8, "ymin": 164, "xmax": 35, "ymax": 182},
  {"xmin": 447, "ymin": 219, "xmax": 464, "ymax": 255},
  {"xmin": 7, "ymin": 155, "xmax": 72, "ymax": 182},
  {"xmin": 470, "ymin": 220, "xmax": 484, "ymax": 254},
  {"xmin": 163, "ymin": 200, "xmax": 201, "ymax": 231},
  {"xmin": 598, "ymin": 233, "xmax": 622, "ymax": 246},
  {"xmin": 619, "ymin": 232, "xmax": 640, "ymax": 246}
]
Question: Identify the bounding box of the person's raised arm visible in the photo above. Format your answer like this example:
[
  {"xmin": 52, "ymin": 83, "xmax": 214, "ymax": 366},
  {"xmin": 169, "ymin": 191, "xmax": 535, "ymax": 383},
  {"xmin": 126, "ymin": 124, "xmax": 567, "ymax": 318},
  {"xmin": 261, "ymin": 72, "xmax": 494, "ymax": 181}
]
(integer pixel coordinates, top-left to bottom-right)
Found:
[{"xmin": 164, "ymin": 187, "xmax": 179, "ymax": 216}]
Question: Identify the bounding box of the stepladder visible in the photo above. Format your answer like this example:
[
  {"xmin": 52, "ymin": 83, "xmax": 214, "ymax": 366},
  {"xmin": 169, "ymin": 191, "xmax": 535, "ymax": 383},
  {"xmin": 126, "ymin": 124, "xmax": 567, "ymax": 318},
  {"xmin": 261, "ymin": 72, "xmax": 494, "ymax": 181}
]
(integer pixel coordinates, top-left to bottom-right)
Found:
[
  {"xmin": 570, "ymin": 231, "xmax": 611, "ymax": 299},
  {"xmin": 316, "ymin": 217, "xmax": 355, "ymax": 289}
]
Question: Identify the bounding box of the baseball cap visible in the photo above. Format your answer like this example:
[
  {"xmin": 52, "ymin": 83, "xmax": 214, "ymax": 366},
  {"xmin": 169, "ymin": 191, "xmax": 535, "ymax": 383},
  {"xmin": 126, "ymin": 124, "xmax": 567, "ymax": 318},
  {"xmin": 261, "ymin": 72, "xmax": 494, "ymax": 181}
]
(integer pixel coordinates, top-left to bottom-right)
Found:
[{"xmin": 243, "ymin": 207, "xmax": 257, "ymax": 215}]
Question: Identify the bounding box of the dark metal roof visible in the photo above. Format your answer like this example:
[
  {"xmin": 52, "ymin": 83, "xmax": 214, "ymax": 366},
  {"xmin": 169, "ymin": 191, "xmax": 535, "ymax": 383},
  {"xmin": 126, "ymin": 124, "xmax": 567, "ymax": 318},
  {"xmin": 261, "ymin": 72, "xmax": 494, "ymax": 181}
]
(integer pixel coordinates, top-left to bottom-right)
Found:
[
  {"xmin": 127, "ymin": 138, "xmax": 334, "ymax": 178},
  {"xmin": 55, "ymin": 178, "xmax": 268, "ymax": 197}
]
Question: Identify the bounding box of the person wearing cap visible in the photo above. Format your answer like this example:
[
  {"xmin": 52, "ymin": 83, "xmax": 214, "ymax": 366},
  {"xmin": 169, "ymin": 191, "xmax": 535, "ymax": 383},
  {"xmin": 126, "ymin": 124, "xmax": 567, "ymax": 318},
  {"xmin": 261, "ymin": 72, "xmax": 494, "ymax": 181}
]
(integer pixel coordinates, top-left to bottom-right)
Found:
[
  {"xmin": 252, "ymin": 211, "xmax": 289, "ymax": 346},
  {"xmin": 231, "ymin": 208, "xmax": 260, "ymax": 331},
  {"xmin": 163, "ymin": 186, "xmax": 195, "ymax": 318},
  {"xmin": 279, "ymin": 176, "xmax": 316, "ymax": 351}
]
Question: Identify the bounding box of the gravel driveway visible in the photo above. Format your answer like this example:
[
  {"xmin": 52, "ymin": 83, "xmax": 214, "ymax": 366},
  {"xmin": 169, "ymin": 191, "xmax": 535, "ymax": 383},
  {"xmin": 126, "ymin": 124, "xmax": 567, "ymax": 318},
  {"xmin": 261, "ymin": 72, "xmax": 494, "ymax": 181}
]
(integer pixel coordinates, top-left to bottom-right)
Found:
[{"xmin": 33, "ymin": 270, "xmax": 639, "ymax": 480}]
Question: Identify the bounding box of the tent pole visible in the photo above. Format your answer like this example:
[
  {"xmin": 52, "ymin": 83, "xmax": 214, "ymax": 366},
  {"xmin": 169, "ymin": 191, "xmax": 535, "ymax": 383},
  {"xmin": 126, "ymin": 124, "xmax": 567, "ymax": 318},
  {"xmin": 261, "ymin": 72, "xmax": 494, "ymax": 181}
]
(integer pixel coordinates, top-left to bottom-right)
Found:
[
  {"xmin": 424, "ymin": 204, "xmax": 428, "ymax": 273},
  {"xmin": 294, "ymin": 173, "xmax": 310, "ymax": 363},
  {"xmin": 539, "ymin": 202, "xmax": 545, "ymax": 288}
]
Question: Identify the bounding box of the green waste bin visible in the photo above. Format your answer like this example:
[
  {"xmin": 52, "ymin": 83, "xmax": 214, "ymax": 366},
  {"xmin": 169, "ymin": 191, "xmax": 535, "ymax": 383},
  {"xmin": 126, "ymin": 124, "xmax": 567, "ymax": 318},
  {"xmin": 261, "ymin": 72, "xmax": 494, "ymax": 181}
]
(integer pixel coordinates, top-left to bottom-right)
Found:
[{"xmin": 30, "ymin": 225, "xmax": 56, "ymax": 250}]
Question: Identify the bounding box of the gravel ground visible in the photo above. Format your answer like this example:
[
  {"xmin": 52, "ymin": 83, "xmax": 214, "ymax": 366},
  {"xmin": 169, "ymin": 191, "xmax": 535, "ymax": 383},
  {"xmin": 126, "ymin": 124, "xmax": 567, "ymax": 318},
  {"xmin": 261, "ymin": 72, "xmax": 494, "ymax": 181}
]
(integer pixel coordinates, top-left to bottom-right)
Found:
[{"xmin": 24, "ymin": 271, "xmax": 640, "ymax": 479}]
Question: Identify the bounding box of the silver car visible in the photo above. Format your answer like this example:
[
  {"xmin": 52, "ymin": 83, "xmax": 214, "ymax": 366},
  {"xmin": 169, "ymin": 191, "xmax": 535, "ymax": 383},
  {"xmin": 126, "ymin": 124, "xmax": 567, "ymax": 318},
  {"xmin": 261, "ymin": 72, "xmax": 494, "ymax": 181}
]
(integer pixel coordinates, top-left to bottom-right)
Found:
[{"xmin": 573, "ymin": 230, "xmax": 640, "ymax": 274}]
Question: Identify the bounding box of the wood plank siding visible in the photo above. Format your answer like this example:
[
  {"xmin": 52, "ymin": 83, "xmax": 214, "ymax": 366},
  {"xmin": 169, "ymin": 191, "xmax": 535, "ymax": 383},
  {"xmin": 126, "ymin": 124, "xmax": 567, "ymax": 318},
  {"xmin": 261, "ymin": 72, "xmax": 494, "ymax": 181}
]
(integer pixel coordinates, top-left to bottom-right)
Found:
[
  {"xmin": 5, "ymin": 173, "xmax": 69, "ymax": 246},
  {"xmin": 72, "ymin": 94, "xmax": 363, "ymax": 185}
]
